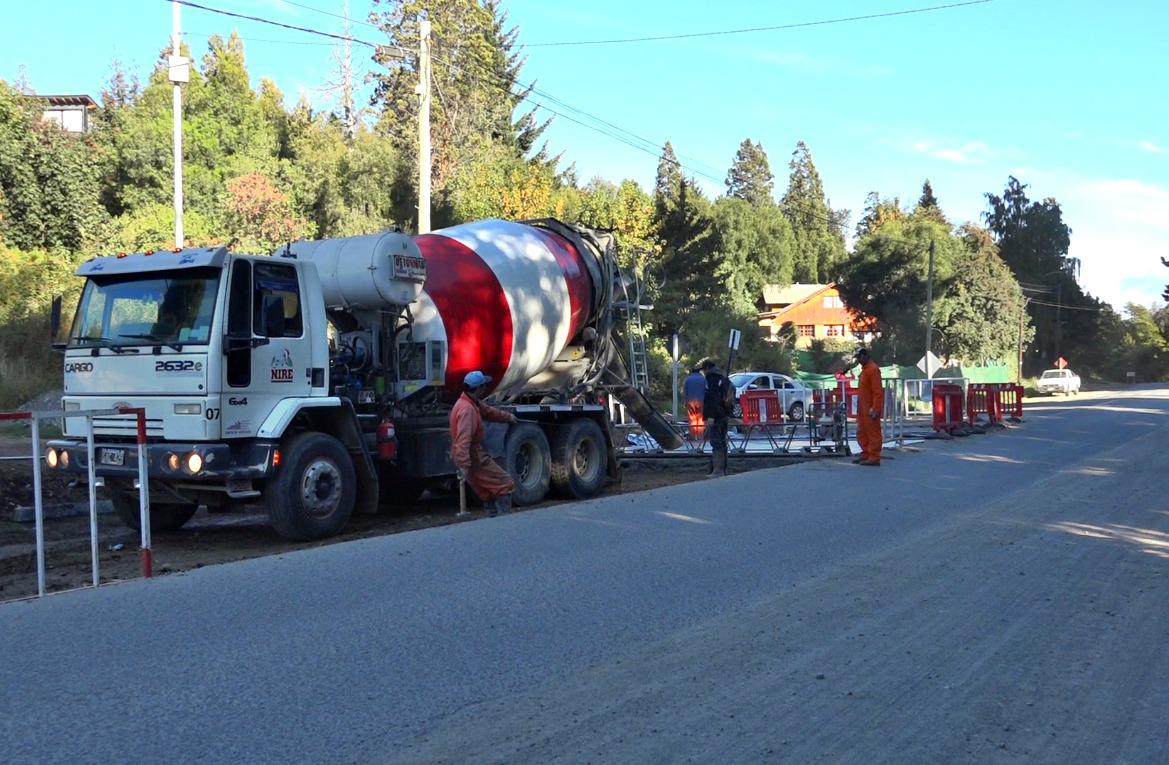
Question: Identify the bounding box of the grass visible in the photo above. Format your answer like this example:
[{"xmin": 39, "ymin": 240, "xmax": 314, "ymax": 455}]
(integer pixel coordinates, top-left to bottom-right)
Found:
[{"xmin": 0, "ymin": 315, "xmax": 62, "ymax": 412}]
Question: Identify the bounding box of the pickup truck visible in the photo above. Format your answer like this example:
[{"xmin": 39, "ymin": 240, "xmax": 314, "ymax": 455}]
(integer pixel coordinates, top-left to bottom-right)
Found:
[{"xmin": 1036, "ymin": 368, "xmax": 1081, "ymax": 395}]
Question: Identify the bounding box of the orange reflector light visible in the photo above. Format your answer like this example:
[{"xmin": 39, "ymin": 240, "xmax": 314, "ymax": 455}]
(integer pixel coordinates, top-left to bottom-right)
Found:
[{"xmin": 272, "ymin": 449, "xmax": 281, "ymax": 468}]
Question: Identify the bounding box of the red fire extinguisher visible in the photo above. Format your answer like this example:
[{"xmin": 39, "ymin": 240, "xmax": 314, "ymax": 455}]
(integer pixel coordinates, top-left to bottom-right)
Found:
[{"xmin": 377, "ymin": 419, "xmax": 397, "ymax": 460}]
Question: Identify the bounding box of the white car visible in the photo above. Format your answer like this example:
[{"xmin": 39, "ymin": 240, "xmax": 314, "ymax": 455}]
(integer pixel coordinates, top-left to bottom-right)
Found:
[
  {"xmin": 728, "ymin": 372, "xmax": 810, "ymax": 421},
  {"xmin": 1036, "ymin": 368, "xmax": 1081, "ymax": 395}
]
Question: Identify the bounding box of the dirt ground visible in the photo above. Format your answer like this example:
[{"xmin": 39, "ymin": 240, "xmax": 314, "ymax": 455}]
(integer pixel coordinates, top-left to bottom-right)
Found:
[{"xmin": 0, "ymin": 451, "xmax": 798, "ymax": 602}]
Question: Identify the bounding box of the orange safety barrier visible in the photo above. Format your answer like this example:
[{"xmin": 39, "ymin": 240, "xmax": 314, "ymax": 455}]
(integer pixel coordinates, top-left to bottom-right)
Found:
[
  {"xmin": 966, "ymin": 383, "xmax": 1002, "ymax": 425},
  {"xmin": 814, "ymin": 385, "xmax": 859, "ymax": 419},
  {"xmin": 739, "ymin": 389, "xmax": 785, "ymax": 426},
  {"xmin": 994, "ymin": 384, "xmax": 1025, "ymax": 419},
  {"xmin": 932, "ymin": 383, "xmax": 965, "ymax": 432}
]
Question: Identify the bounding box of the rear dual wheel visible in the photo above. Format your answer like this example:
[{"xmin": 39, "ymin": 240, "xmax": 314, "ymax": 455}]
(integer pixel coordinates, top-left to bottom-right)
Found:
[{"xmin": 550, "ymin": 419, "xmax": 608, "ymax": 500}]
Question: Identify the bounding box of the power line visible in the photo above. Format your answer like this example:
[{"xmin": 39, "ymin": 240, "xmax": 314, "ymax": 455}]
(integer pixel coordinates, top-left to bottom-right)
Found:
[
  {"xmin": 1028, "ymin": 298, "xmax": 1112, "ymax": 313},
  {"xmin": 170, "ymin": 0, "xmax": 406, "ymax": 54},
  {"xmin": 279, "ymin": 0, "xmax": 384, "ymax": 31},
  {"xmin": 185, "ymin": 30, "xmax": 337, "ymax": 46},
  {"xmin": 526, "ymin": 0, "xmax": 996, "ymax": 47}
]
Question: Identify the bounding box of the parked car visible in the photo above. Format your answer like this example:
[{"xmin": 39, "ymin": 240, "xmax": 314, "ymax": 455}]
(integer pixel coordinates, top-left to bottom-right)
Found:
[
  {"xmin": 1036, "ymin": 368, "xmax": 1081, "ymax": 395},
  {"xmin": 728, "ymin": 372, "xmax": 811, "ymax": 421}
]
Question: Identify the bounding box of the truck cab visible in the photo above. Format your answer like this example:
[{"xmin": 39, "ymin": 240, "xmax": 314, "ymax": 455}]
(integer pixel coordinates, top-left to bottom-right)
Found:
[{"xmin": 50, "ymin": 246, "xmax": 353, "ymax": 538}]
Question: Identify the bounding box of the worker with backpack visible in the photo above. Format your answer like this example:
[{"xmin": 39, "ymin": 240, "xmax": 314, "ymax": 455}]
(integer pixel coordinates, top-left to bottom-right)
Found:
[{"xmin": 700, "ymin": 358, "xmax": 736, "ymax": 477}]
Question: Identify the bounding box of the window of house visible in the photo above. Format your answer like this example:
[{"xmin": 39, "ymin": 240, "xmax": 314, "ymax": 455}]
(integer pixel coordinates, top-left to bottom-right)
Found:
[
  {"xmin": 822, "ymin": 295, "xmax": 843, "ymax": 309},
  {"xmin": 252, "ymin": 262, "xmax": 303, "ymax": 338},
  {"xmin": 797, "ymin": 324, "xmax": 815, "ymax": 337},
  {"xmin": 827, "ymin": 325, "xmax": 844, "ymax": 337}
]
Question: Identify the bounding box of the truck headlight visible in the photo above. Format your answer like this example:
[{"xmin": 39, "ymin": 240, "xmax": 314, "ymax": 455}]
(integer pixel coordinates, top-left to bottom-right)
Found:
[
  {"xmin": 60, "ymin": 450, "xmax": 71, "ymax": 468},
  {"xmin": 184, "ymin": 451, "xmax": 204, "ymax": 475},
  {"xmin": 174, "ymin": 403, "xmax": 202, "ymax": 415},
  {"xmin": 64, "ymin": 401, "xmax": 81, "ymax": 412},
  {"xmin": 45, "ymin": 448, "xmax": 59, "ymax": 469}
]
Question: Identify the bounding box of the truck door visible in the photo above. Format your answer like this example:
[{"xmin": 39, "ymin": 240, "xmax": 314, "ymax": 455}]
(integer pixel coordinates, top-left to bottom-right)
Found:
[{"xmin": 222, "ymin": 260, "xmax": 313, "ymax": 438}]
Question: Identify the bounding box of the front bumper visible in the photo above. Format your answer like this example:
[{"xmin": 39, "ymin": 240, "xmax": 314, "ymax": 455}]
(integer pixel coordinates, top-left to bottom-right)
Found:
[{"xmin": 45, "ymin": 439, "xmax": 278, "ymax": 482}]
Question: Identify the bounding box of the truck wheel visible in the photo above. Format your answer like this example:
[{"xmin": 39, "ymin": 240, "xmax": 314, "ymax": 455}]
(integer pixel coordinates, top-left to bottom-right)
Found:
[
  {"xmin": 550, "ymin": 419, "xmax": 608, "ymax": 499},
  {"xmin": 503, "ymin": 422, "xmax": 551, "ymax": 506},
  {"xmin": 108, "ymin": 483, "xmax": 198, "ymax": 532},
  {"xmin": 788, "ymin": 401, "xmax": 805, "ymax": 422},
  {"xmin": 266, "ymin": 432, "xmax": 356, "ymax": 541}
]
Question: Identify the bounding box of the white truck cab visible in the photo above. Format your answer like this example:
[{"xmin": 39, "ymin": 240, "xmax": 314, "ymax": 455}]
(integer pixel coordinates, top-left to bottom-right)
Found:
[{"xmin": 50, "ymin": 246, "xmax": 371, "ymax": 539}]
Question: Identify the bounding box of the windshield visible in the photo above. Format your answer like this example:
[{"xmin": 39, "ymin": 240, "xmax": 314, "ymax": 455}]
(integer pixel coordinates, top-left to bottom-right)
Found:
[
  {"xmin": 1041, "ymin": 370, "xmax": 1065, "ymax": 378},
  {"xmin": 729, "ymin": 374, "xmax": 754, "ymax": 388},
  {"xmin": 69, "ymin": 268, "xmax": 220, "ymax": 348}
]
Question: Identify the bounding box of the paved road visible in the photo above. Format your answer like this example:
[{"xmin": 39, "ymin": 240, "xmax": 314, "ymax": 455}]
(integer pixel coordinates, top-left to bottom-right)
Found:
[{"xmin": 3, "ymin": 388, "xmax": 1168, "ymax": 763}]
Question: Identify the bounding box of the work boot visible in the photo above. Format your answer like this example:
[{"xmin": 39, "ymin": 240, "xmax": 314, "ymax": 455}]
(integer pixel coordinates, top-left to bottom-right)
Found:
[
  {"xmin": 495, "ymin": 494, "xmax": 513, "ymax": 515},
  {"xmin": 485, "ymin": 498, "xmax": 499, "ymax": 517},
  {"xmin": 707, "ymin": 452, "xmax": 728, "ymax": 477}
]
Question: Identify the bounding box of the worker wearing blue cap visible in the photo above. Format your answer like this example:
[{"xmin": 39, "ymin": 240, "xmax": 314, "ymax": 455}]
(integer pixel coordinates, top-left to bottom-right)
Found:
[{"xmin": 449, "ymin": 370, "xmax": 518, "ymax": 515}]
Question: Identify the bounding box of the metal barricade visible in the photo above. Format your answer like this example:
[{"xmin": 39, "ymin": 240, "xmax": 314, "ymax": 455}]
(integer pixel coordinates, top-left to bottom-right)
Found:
[{"xmin": 0, "ymin": 407, "xmax": 151, "ymax": 598}]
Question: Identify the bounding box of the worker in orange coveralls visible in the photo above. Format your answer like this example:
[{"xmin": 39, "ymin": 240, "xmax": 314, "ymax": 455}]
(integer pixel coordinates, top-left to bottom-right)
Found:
[
  {"xmin": 450, "ymin": 370, "xmax": 518, "ymax": 516},
  {"xmin": 853, "ymin": 347, "xmax": 884, "ymax": 467}
]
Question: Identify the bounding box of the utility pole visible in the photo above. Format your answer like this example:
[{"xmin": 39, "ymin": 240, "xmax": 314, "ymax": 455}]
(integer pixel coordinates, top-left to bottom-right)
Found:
[
  {"xmin": 169, "ymin": 1, "xmax": 189, "ymax": 248},
  {"xmin": 416, "ymin": 18, "xmax": 432, "ymax": 234},
  {"xmin": 1054, "ymin": 282, "xmax": 1062, "ymax": 365},
  {"xmin": 924, "ymin": 238, "xmax": 936, "ymax": 378},
  {"xmin": 1017, "ymin": 295, "xmax": 1029, "ymax": 384}
]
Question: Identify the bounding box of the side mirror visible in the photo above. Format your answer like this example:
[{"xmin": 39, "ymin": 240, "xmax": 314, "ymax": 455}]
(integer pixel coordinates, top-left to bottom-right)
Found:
[{"xmin": 50, "ymin": 295, "xmax": 66, "ymax": 351}]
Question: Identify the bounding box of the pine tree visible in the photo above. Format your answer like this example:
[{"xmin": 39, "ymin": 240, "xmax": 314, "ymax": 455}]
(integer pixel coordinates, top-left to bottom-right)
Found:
[
  {"xmin": 653, "ymin": 141, "xmax": 682, "ymax": 216},
  {"xmin": 780, "ymin": 140, "xmax": 845, "ymax": 283},
  {"xmin": 370, "ymin": 0, "xmax": 552, "ymax": 228},
  {"xmin": 724, "ymin": 139, "xmax": 774, "ymax": 206},
  {"xmin": 913, "ymin": 178, "xmax": 948, "ymax": 225},
  {"xmin": 655, "ymin": 179, "xmax": 718, "ymax": 332}
]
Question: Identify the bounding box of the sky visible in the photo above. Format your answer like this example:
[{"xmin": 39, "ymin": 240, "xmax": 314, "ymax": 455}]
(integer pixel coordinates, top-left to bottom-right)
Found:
[{"xmin": 3, "ymin": 0, "xmax": 1167, "ymax": 312}]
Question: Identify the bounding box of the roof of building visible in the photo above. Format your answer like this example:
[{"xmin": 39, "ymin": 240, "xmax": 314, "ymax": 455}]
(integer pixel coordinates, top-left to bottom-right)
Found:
[
  {"xmin": 39, "ymin": 95, "xmax": 98, "ymax": 108},
  {"xmin": 761, "ymin": 283, "xmax": 829, "ymax": 307}
]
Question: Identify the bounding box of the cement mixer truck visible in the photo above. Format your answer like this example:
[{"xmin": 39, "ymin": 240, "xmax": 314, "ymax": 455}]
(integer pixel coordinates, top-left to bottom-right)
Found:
[{"xmin": 45, "ymin": 219, "xmax": 681, "ymax": 540}]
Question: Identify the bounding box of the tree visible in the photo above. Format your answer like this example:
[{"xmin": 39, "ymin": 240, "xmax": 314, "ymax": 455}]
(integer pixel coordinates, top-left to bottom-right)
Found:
[
  {"xmin": 709, "ymin": 197, "xmax": 793, "ymax": 314},
  {"xmin": 654, "ymin": 141, "xmax": 682, "ymax": 215},
  {"xmin": 933, "ymin": 224, "xmax": 1031, "ymax": 371},
  {"xmin": 724, "ymin": 139, "xmax": 773, "ymax": 206},
  {"xmin": 855, "ymin": 192, "xmax": 905, "ymax": 238},
  {"xmin": 654, "ymin": 178, "xmax": 718, "ymax": 333},
  {"xmin": 0, "ymin": 80, "xmax": 107, "ymax": 251},
  {"xmin": 983, "ymin": 176, "xmax": 1089, "ymax": 372},
  {"xmin": 780, "ymin": 141, "xmax": 846, "ymax": 283},
  {"xmin": 836, "ymin": 217, "xmax": 960, "ymax": 365},
  {"xmin": 370, "ymin": 0, "xmax": 551, "ymax": 229},
  {"xmin": 224, "ymin": 171, "xmax": 307, "ymax": 253},
  {"xmin": 913, "ymin": 178, "xmax": 948, "ymax": 225}
]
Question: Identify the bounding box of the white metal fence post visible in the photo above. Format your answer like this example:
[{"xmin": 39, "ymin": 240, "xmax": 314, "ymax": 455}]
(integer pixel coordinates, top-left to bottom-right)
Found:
[
  {"xmin": 86, "ymin": 423, "xmax": 99, "ymax": 587},
  {"xmin": 30, "ymin": 416, "xmax": 46, "ymax": 597}
]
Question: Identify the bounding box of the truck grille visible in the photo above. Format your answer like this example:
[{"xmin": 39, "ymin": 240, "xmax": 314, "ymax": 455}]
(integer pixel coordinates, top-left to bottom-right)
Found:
[{"xmin": 92, "ymin": 416, "xmax": 165, "ymax": 438}]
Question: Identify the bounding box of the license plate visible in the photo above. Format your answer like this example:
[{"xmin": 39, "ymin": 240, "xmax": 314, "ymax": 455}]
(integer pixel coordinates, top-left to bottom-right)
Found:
[{"xmin": 100, "ymin": 448, "xmax": 125, "ymax": 466}]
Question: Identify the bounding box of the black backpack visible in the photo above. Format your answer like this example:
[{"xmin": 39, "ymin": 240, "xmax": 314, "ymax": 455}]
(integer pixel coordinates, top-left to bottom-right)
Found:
[{"xmin": 703, "ymin": 372, "xmax": 730, "ymax": 419}]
